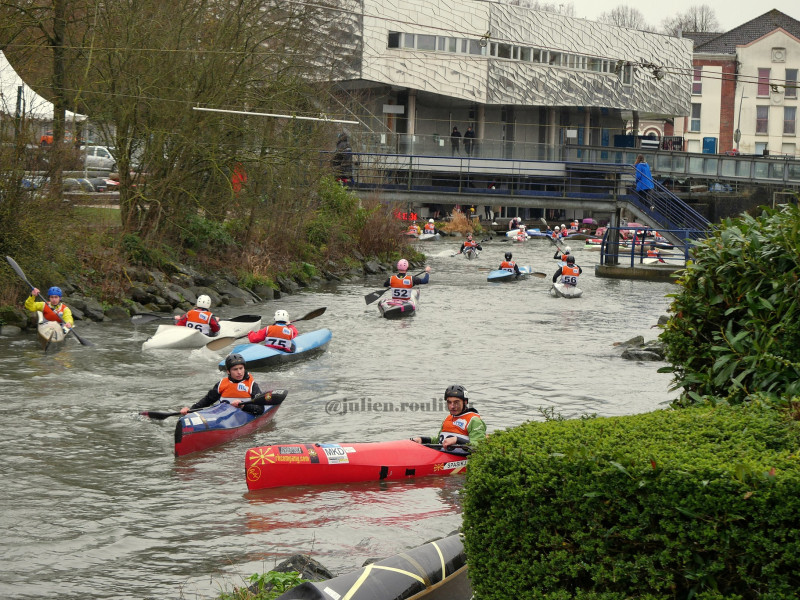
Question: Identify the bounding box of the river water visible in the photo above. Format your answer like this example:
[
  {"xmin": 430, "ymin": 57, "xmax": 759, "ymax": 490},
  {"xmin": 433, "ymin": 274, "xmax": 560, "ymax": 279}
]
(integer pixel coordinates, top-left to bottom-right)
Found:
[{"xmin": 0, "ymin": 237, "xmax": 678, "ymax": 599}]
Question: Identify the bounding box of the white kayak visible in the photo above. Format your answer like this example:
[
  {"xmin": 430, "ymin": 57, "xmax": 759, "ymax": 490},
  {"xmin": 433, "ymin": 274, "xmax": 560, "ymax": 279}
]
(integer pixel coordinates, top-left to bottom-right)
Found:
[
  {"xmin": 550, "ymin": 282, "xmax": 583, "ymax": 298},
  {"xmin": 37, "ymin": 311, "xmax": 68, "ymax": 348},
  {"xmin": 142, "ymin": 315, "xmax": 262, "ymax": 350},
  {"xmin": 463, "ymin": 247, "xmax": 480, "ymax": 260},
  {"xmin": 418, "ymin": 232, "xmax": 440, "ymax": 241}
]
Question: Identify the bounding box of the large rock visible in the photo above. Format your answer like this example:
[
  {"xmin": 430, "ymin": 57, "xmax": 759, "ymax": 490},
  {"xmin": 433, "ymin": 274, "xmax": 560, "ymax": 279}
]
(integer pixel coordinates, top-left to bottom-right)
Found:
[
  {"xmin": 166, "ymin": 282, "xmax": 196, "ymax": 305},
  {"xmin": 67, "ymin": 296, "xmax": 105, "ymax": 322},
  {"xmin": 276, "ymin": 276, "xmax": 300, "ymax": 294},
  {"xmin": 621, "ymin": 348, "xmax": 663, "ymax": 361},
  {"xmin": 213, "ymin": 281, "xmax": 254, "ymax": 304},
  {"xmin": 0, "ymin": 306, "xmax": 29, "ymax": 328},
  {"xmin": 364, "ymin": 260, "xmax": 383, "ymax": 275},
  {"xmin": 252, "ymin": 284, "xmax": 275, "ymax": 301},
  {"xmin": 0, "ymin": 325, "xmax": 23, "ymax": 336},
  {"xmin": 104, "ymin": 306, "xmax": 130, "ymax": 321}
]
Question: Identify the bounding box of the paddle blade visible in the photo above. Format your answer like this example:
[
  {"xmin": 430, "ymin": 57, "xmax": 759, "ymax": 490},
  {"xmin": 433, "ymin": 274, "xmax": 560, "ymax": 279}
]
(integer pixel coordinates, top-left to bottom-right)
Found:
[
  {"xmin": 293, "ymin": 307, "xmax": 326, "ymax": 322},
  {"xmin": 5, "ymin": 255, "xmax": 34, "ymax": 289},
  {"xmin": 228, "ymin": 314, "xmax": 262, "ymax": 323},
  {"xmin": 131, "ymin": 314, "xmax": 169, "ymax": 325},
  {"xmin": 364, "ymin": 288, "xmax": 387, "ymax": 305},
  {"xmin": 65, "ymin": 327, "xmax": 92, "ymax": 346},
  {"xmin": 252, "ymin": 389, "xmax": 288, "ymax": 406},
  {"xmin": 140, "ymin": 410, "xmax": 182, "ymax": 420},
  {"xmin": 206, "ymin": 335, "xmax": 244, "ymax": 351}
]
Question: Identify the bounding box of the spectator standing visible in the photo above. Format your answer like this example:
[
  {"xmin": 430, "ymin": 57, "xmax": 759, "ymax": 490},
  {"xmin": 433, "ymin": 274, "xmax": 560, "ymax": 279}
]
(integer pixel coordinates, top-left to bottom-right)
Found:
[
  {"xmin": 463, "ymin": 126, "xmax": 475, "ymax": 156},
  {"xmin": 450, "ymin": 126, "xmax": 461, "ymax": 156}
]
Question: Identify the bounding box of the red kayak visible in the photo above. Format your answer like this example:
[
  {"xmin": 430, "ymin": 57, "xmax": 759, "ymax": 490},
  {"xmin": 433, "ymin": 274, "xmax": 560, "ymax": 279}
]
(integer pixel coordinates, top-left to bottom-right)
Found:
[{"xmin": 244, "ymin": 439, "xmax": 468, "ymax": 490}]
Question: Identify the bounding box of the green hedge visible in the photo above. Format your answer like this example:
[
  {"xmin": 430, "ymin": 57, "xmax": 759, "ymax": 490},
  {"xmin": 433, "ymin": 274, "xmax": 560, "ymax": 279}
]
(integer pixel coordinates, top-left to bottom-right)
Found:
[
  {"xmin": 659, "ymin": 204, "xmax": 800, "ymax": 406},
  {"xmin": 462, "ymin": 404, "xmax": 800, "ymax": 599}
]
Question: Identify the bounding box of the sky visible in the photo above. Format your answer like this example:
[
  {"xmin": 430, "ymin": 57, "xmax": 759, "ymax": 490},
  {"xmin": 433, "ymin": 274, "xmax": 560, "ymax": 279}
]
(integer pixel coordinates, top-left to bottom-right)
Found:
[{"xmin": 565, "ymin": 1, "xmax": 799, "ymax": 32}]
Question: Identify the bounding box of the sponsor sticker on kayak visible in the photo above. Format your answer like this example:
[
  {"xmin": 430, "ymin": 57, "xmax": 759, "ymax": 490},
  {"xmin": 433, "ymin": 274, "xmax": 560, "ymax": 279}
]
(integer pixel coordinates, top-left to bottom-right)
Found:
[
  {"xmin": 279, "ymin": 446, "xmax": 304, "ymax": 455},
  {"xmin": 443, "ymin": 460, "xmax": 468, "ymax": 470},
  {"xmin": 320, "ymin": 443, "xmax": 349, "ymax": 464}
]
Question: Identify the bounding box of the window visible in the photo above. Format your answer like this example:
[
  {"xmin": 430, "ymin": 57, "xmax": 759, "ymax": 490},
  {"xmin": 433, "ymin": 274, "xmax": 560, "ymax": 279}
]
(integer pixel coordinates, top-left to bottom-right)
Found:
[
  {"xmin": 387, "ymin": 32, "xmax": 400, "ymax": 48},
  {"xmin": 756, "ymin": 105, "xmax": 769, "ymax": 134},
  {"xmin": 549, "ymin": 52, "xmax": 562, "ymax": 66},
  {"xmin": 520, "ymin": 47, "xmax": 532, "ymax": 61},
  {"xmin": 402, "ymin": 33, "xmax": 415, "ymax": 49},
  {"xmin": 784, "ymin": 106, "xmax": 796, "ymax": 135},
  {"xmin": 758, "ymin": 68, "xmax": 771, "ymax": 96},
  {"xmin": 690, "ymin": 103, "xmax": 701, "ymax": 132},
  {"xmin": 786, "ymin": 69, "xmax": 798, "ymax": 99},
  {"xmin": 497, "ymin": 44, "xmax": 511, "ymax": 59},
  {"xmin": 781, "ymin": 143, "xmax": 796, "ymax": 156},
  {"xmin": 621, "ymin": 63, "xmax": 633, "ymax": 85},
  {"xmin": 468, "ymin": 40, "xmax": 483, "ymax": 55},
  {"xmin": 692, "ymin": 67, "xmax": 702, "ymax": 95},
  {"xmin": 416, "ymin": 35, "xmax": 435, "ymax": 51}
]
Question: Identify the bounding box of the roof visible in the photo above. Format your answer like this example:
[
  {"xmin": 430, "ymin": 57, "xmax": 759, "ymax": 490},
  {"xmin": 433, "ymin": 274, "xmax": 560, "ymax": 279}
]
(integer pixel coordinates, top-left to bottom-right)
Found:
[
  {"xmin": 691, "ymin": 9, "xmax": 800, "ymax": 54},
  {"xmin": 0, "ymin": 50, "xmax": 85, "ymax": 121}
]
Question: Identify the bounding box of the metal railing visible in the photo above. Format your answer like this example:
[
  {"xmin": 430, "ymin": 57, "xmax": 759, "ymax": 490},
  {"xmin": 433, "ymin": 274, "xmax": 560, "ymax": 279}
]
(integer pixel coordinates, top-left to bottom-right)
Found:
[{"xmin": 597, "ymin": 226, "xmax": 704, "ymax": 267}]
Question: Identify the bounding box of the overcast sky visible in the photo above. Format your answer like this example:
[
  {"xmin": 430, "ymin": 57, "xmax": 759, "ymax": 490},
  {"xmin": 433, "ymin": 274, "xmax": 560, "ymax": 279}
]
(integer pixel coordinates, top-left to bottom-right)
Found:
[{"xmin": 568, "ymin": 2, "xmax": 799, "ymax": 32}]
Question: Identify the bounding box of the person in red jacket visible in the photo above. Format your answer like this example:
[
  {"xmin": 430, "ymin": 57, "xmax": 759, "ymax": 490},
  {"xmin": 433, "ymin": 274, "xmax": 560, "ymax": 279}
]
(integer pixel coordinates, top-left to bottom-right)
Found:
[
  {"xmin": 179, "ymin": 353, "xmax": 266, "ymax": 416},
  {"xmin": 247, "ymin": 309, "xmax": 299, "ymax": 352},
  {"xmin": 174, "ymin": 295, "xmax": 220, "ymax": 337}
]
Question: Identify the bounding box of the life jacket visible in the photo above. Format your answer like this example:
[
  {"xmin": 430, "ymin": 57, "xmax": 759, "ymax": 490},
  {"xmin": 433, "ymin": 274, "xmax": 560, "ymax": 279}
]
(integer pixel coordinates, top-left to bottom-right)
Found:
[
  {"xmin": 263, "ymin": 323, "xmax": 296, "ymax": 352},
  {"xmin": 570, "ymin": 221, "xmax": 579, "ymax": 231},
  {"xmin": 424, "ymin": 223, "xmax": 435, "ymax": 233},
  {"xmin": 647, "ymin": 248, "xmax": 660, "ymax": 258},
  {"xmin": 550, "ymin": 231, "xmax": 559, "ymax": 240},
  {"xmin": 500, "ymin": 260, "xmax": 516, "ymax": 272},
  {"xmin": 464, "ymin": 239, "xmax": 477, "ymax": 248},
  {"xmin": 42, "ymin": 302, "xmax": 67, "ymax": 323},
  {"xmin": 218, "ymin": 373, "xmax": 256, "ymax": 402},
  {"xmin": 390, "ymin": 274, "xmax": 414, "ymax": 299},
  {"xmin": 439, "ymin": 408, "xmax": 482, "ymax": 446},
  {"xmin": 183, "ymin": 308, "xmax": 214, "ymax": 335},
  {"xmin": 560, "ymin": 265, "xmax": 581, "ymax": 286},
  {"xmin": 407, "ymin": 225, "xmax": 419, "ymax": 234}
]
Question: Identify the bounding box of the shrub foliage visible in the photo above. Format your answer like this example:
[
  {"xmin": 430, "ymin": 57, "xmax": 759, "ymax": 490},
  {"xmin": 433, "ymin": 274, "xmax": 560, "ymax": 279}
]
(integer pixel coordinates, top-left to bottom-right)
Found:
[
  {"xmin": 659, "ymin": 204, "xmax": 800, "ymax": 406},
  {"xmin": 463, "ymin": 404, "xmax": 800, "ymax": 599}
]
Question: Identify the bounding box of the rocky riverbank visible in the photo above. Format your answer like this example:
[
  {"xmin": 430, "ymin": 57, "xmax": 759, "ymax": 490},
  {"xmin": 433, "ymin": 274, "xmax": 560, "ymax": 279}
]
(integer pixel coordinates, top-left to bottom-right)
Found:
[{"xmin": 0, "ymin": 254, "xmax": 422, "ymax": 336}]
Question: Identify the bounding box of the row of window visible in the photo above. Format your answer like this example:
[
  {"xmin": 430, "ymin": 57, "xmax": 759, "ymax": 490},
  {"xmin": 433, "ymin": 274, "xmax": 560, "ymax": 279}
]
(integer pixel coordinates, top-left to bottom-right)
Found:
[
  {"xmin": 690, "ymin": 103, "xmax": 797, "ymax": 135},
  {"xmin": 386, "ymin": 32, "xmax": 634, "ymax": 84},
  {"xmin": 692, "ymin": 66, "xmax": 798, "ymax": 98}
]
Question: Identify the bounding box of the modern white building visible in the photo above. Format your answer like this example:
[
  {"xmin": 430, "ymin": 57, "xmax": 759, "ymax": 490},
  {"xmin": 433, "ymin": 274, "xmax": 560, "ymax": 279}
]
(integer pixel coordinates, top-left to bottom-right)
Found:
[
  {"xmin": 336, "ymin": 0, "xmax": 692, "ymax": 158},
  {"xmin": 679, "ymin": 10, "xmax": 800, "ymax": 157}
]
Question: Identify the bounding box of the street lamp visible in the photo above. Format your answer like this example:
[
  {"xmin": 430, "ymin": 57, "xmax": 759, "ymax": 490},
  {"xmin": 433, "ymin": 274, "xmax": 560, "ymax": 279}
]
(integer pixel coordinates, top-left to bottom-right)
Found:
[{"xmin": 734, "ymin": 87, "xmax": 746, "ymax": 151}]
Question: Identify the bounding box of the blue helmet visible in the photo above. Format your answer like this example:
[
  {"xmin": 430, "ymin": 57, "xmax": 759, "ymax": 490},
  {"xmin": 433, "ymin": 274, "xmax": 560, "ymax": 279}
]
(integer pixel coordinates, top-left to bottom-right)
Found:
[{"xmin": 47, "ymin": 286, "xmax": 63, "ymax": 297}]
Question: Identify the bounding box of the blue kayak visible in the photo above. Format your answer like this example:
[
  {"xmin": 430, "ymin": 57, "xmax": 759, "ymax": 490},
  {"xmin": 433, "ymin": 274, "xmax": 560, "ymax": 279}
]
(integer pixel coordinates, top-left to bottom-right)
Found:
[
  {"xmin": 218, "ymin": 328, "xmax": 332, "ymax": 370},
  {"xmin": 487, "ymin": 265, "xmax": 532, "ymax": 282}
]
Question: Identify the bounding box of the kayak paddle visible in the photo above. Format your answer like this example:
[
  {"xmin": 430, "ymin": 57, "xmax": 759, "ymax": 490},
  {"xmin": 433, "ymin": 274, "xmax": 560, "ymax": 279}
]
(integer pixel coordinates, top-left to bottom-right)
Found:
[
  {"xmin": 364, "ymin": 270, "xmax": 429, "ymax": 305},
  {"xmin": 5, "ymin": 255, "xmax": 92, "ymax": 346},
  {"xmin": 131, "ymin": 312, "xmax": 261, "ymax": 325},
  {"xmin": 205, "ymin": 307, "xmax": 326, "ymax": 351},
  {"xmin": 140, "ymin": 389, "xmax": 289, "ymax": 420}
]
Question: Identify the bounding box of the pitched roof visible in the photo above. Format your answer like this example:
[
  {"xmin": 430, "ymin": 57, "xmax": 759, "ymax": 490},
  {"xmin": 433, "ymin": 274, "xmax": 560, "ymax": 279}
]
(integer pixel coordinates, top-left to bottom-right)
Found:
[{"xmin": 691, "ymin": 9, "xmax": 800, "ymax": 54}]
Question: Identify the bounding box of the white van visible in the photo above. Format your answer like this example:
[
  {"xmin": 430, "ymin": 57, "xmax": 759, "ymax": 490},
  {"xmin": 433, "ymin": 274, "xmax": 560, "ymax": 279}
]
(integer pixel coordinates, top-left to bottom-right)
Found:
[{"xmin": 83, "ymin": 146, "xmax": 116, "ymax": 171}]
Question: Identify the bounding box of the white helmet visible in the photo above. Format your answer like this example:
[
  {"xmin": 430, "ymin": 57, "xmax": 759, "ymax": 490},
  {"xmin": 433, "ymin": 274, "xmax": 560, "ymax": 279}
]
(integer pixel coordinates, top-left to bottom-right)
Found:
[
  {"xmin": 428, "ymin": 218, "xmax": 434, "ymax": 223},
  {"xmin": 274, "ymin": 309, "xmax": 289, "ymax": 322},
  {"xmin": 519, "ymin": 223, "xmax": 526, "ymax": 229},
  {"xmin": 196, "ymin": 295, "xmax": 211, "ymax": 309},
  {"xmin": 564, "ymin": 246, "xmax": 572, "ymax": 254},
  {"xmin": 554, "ymin": 225, "xmax": 560, "ymax": 230},
  {"xmin": 561, "ymin": 224, "xmax": 566, "ymax": 229}
]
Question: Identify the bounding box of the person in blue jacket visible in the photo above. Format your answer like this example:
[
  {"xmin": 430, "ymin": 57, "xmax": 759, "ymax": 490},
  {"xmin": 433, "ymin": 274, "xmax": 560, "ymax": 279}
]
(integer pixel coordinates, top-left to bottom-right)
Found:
[{"xmin": 634, "ymin": 154, "xmax": 654, "ymax": 202}]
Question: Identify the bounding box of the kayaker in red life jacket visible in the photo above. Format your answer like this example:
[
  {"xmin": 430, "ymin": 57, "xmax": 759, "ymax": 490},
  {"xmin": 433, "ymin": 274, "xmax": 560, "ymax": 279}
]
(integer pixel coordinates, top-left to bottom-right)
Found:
[
  {"xmin": 411, "ymin": 385, "xmax": 486, "ymax": 453},
  {"xmin": 174, "ymin": 294, "xmax": 220, "ymax": 337},
  {"xmin": 552, "ymin": 254, "xmax": 582, "ymax": 285},
  {"xmin": 554, "ymin": 245, "xmax": 572, "ymax": 263},
  {"xmin": 647, "ymin": 243, "xmax": 666, "ymax": 263},
  {"xmin": 383, "ymin": 259, "xmax": 431, "ymax": 299},
  {"xmin": 180, "ymin": 353, "xmax": 266, "ymax": 416},
  {"xmin": 247, "ymin": 310, "xmax": 299, "ymax": 352},
  {"xmin": 457, "ymin": 233, "xmax": 482, "ymax": 255},
  {"xmin": 25, "ymin": 286, "xmax": 74, "ymax": 332},
  {"xmin": 499, "ymin": 251, "xmax": 521, "ymax": 276}
]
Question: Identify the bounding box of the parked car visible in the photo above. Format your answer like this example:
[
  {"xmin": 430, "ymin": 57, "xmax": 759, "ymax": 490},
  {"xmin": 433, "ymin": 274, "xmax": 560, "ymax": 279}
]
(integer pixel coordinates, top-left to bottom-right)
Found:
[{"xmin": 82, "ymin": 146, "xmax": 116, "ymax": 171}]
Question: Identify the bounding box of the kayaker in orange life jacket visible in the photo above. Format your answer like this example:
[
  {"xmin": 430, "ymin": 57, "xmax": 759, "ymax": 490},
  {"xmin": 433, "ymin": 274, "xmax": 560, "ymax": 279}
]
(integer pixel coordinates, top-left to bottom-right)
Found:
[
  {"xmin": 647, "ymin": 243, "xmax": 666, "ymax": 263},
  {"xmin": 25, "ymin": 286, "xmax": 73, "ymax": 331},
  {"xmin": 457, "ymin": 233, "xmax": 482, "ymax": 254},
  {"xmin": 174, "ymin": 294, "xmax": 221, "ymax": 337},
  {"xmin": 247, "ymin": 309, "xmax": 299, "ymax": 352},
  {"xmin": 411, "ymin": 385, "xmax": 486, "ymax": 453},
  {"xmin": 179, "ymin": 353, "xmax": 266, "ymax": 416},
  {"xmin": 554, "ymin": 245, "xmax": 572, "ymax": 263},
  {"xmin": 552, "ymin": 254, "xmax": 582, "ymax": 285},
  {"xmin": 499, "ymin": 251, "xmax": 521, "ymax": 276},
  {"xmin": 383, "ymin": 259, "xmax": 431, "ymax": 299}
]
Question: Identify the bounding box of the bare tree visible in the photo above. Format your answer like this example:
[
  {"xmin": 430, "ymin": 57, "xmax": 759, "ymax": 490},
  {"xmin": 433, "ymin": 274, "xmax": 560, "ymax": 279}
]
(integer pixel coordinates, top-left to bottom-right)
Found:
[
  {"xmin": 662, "ymin": 4, "xmax": 720, "ymax": 35},
  {"xmin": 597, "ymin": 5, "xmax": 653, "ymax": 31}
]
